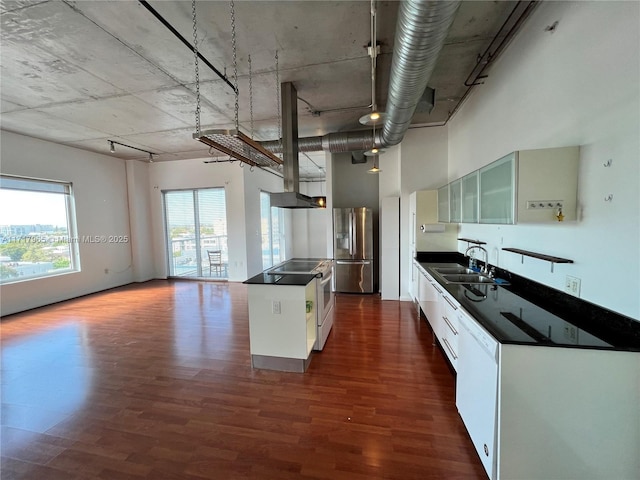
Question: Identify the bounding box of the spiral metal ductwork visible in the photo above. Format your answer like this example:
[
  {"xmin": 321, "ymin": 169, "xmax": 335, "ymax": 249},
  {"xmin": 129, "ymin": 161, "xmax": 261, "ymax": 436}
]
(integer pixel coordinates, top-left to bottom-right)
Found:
[
  {"xmin": 260, "ymin": 0, "xmax": 460, "ymax": 154},
  {"xmin": 261, "ymin": 130, "xmax": 380, "ymax": 154},
  {"xmin": 381, "ymin": 0, "xmax": 460, "ymax": 146}
]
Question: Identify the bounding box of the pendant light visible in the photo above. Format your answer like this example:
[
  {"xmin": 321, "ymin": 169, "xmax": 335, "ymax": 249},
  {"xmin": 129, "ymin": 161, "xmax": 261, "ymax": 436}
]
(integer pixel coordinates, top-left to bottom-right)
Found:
[{"xmin": 368, "ymin": 154, "xmax": 382, "ymax": 174}]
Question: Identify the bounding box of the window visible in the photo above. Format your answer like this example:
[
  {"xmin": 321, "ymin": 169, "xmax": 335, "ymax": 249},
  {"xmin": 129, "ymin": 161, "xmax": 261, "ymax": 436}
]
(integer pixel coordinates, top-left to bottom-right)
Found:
[
  {"xmin": 260, "ymin": 191, "xmax": 284, "ymax": 269},
  {"xmin": 0, "ymin": 175, "xmax": 79, "ymax": 284},
  {"xmin": 164, "ymin": 188, "xmax": 228, "ymax": 278}
]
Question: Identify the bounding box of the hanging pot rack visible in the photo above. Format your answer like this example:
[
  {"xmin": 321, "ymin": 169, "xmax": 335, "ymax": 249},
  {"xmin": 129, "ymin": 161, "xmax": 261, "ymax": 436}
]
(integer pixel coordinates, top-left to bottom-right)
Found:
[
  {"xmin": 190, "ymin": 0, "xmax": 283, "ymax": 170},
  {"xmin": 193, "ymin": 129, "xmax": 282, "ymax": 169}
]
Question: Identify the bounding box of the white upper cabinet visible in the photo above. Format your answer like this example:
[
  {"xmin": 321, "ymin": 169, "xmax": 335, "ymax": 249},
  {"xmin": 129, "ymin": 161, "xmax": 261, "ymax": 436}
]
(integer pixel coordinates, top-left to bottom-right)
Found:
[
  {"xmin": 515, "ymin": 147, "xmax": 579, "ymax": 223},
  {"xmin": 449, "ymin": 179, "xmax": 462, "ymax": 223},
  {"xmin": 479, "ymin": 152, "xmax": 516, "ymax": 224},
  {"xmin": 473, "ymin": 146, "xmax": 579, "ymax": 224},
  {"xmin": 461, "ymin": 171, "xmax": 479, "ymax": 223},
  {"xmin": 437, "ymin": 184, "xmax": 450, "ymax": 223}
]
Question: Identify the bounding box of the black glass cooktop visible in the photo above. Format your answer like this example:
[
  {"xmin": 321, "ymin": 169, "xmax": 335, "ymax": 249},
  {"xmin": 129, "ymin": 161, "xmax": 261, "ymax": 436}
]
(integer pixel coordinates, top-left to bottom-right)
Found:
[{"xmin": 268, "ymin": 261, "xmax": 320, "ymax": 274}]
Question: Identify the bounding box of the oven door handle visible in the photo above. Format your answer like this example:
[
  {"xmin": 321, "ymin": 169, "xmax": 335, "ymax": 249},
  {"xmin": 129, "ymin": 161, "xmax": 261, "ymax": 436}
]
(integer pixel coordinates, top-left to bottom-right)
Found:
[{"xmin": 320, "ymin": 271, "xmax": 333, "ymax": 286}]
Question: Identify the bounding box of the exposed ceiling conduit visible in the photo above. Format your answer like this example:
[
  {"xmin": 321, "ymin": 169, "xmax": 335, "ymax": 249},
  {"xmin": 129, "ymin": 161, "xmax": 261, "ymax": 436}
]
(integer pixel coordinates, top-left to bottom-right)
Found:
[{"xmin": 258, "ymin": 0, "xmax": 459, "ymax": 155}]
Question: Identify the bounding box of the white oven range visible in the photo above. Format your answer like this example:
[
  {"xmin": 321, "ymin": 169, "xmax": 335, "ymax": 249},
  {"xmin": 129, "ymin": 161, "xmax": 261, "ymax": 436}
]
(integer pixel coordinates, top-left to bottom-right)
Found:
[{"xmin": 266, "ymin": 258, "xmax": 335, "ymax": 350}]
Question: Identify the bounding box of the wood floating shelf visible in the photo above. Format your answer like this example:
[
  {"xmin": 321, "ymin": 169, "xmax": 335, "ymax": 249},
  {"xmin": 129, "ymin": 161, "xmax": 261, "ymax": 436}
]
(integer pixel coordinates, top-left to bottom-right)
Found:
[
  {"xmin": 458, "ymin": 238, "xmax": 487, "ymax": 245},
  {"xmin": 502, "ymin": 248, "xmax": 573, "ymax": 272}
]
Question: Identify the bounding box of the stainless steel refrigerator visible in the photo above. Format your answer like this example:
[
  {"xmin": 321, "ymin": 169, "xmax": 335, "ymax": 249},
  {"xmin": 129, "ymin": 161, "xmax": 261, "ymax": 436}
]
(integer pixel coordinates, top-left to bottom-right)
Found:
[{"xmin": 333, "ymin": 207, "xmax": 374, "ymax": 293}]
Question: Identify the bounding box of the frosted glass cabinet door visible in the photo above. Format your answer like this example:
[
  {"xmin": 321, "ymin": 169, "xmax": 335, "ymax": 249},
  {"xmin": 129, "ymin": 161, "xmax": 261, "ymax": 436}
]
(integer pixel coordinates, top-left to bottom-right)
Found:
[
  {"xmin": 438, "ymin": 184, "xmax": 450, "ymax": 223},
  {"xmin": 479, "ymin": 153, "xmax": 516, "ymax": 224},
  {"xmin": 449, "ymin": 179, "xmax": 462, "ymax": 223},
  {"xmin": 461, "ymin": 171, "xmax": 479, "ymax": 223}
]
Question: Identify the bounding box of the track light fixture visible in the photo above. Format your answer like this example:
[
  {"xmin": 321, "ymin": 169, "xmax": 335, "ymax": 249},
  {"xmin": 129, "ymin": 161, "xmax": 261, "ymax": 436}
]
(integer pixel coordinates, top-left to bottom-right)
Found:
[
  {"xmin": 359, "ymin": 0, "xmax": 386, "ymax": 126},
  {"xmin": 107, "ymin": 140, "xmax": 157, "ymax": 162}
]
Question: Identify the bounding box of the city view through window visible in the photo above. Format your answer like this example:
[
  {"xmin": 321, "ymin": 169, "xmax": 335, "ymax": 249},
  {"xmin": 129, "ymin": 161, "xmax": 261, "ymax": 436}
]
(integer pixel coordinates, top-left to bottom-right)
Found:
[
  {"xmin": 0, "ymin": 178, "xmax": 78, "ymax": 284},
  {"xmin": 164, "ymin": 188, "xmax": 228, "ymax": 278}
]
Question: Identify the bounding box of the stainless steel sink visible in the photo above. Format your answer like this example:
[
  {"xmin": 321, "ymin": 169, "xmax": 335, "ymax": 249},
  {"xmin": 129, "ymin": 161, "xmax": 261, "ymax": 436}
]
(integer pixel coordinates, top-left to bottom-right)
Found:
[
  {"xmin": 433, "ymin": 266, "xmax": 476, "ymax": 275},
  {"xmin": 430, "ymin": 264, "xmax": 509, "ymax": 285},
  {"xmin": 440, "ymin": 274, "xmax": 496, "ymax": 284}
]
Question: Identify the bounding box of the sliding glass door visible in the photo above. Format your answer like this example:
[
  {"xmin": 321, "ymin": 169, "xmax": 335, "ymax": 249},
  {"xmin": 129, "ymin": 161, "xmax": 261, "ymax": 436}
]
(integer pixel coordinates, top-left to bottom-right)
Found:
[{"xmin": 164, "ymin": 188, "xmax": 228, "ymax": 278}]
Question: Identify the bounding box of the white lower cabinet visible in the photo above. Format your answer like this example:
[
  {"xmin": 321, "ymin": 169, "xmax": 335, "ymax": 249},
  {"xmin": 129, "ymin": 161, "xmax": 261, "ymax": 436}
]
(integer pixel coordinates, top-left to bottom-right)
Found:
[
  {"xmin": 417, "ymin": 268, "xmax": 459, "ymax": 370},
  {"xmin": 411, "ymin": 260, "xmax": 419, "ymax": 303},
  {"xmin": 456, "ymin": 314, "xmax": 640, "ymax": 480},
  {"xmin": 439, "ymin": 292, "xmax": 460, "ymax": 369},
  {"xmin": 418, "ymin": 269, "xmax": 439, "ymax": 328}
]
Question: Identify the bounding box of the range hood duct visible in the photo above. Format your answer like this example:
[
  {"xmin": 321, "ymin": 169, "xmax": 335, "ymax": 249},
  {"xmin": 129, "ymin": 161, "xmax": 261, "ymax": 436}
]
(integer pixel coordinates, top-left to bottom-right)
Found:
[
  {"xmin": 270, "ymin": 191, "xmax": 322, "ymax": 208},
  {"xmin": 260, "ymin": 0, "xmax": 458, "ymax": 154},
  {"xmin": 270, "ymin": 82, "xmax": 323, "ymax": 209}
]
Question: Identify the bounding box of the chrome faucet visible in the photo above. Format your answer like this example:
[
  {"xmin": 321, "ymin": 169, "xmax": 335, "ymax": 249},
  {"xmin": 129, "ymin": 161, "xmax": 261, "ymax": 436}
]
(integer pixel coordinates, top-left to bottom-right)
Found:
[{"xmin": 465, "ymin": 245, "xmax": 489, "ymax": 274}]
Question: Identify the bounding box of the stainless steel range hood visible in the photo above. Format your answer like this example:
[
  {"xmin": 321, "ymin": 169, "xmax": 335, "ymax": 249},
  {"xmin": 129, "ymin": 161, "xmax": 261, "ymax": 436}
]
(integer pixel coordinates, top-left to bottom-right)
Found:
[
  {"xmin": 270, "ymin": 82, "xmax": 321, "ymax": 209},
  {"xmin": 270, "ymin": 191, "xmax": 323, "ymax": 208}
]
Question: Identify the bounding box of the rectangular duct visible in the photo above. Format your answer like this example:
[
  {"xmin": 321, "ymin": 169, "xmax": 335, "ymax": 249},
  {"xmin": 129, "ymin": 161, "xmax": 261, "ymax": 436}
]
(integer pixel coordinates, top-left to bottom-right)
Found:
[{"xmin": 270, "ymin": 82, "xmax": 321, "ymax": 208}]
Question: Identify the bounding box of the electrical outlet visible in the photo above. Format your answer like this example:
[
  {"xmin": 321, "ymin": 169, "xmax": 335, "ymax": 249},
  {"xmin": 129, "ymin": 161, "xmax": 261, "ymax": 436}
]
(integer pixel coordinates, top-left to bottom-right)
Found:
[
  {"xmin": 565, "ymin": 275, "xmax": 581, "ymax": 297},
  {"xmin": 563, "ymin": 325, "xmax": 577, "ymax": 342},
  {"xmin": 272, "ymin": 300, "xmax": 281, "ymax": 315}
]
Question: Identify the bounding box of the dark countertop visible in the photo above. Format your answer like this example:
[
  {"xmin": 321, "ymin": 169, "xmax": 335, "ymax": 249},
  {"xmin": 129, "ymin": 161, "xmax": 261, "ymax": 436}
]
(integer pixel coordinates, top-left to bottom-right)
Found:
[
  {"xmin": 415, "ymin": 252, "xmax": 640, "ymax": 352},
  {"xmin": 243, "ymin": 272, "xmax": 318, "ymax": 286}
]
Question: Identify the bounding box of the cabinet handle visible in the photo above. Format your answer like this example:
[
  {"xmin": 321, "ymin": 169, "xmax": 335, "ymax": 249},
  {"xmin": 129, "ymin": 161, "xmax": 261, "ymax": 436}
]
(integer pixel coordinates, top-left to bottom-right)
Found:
[
  {"xmin": 443, "ymin": 338, "xmax": 458, "ymax": 360},
  {"xmin": 444, "ymin": 296, "xmax": 458, "ymax": 310},
  {"xmin": 443, "ymin": 315, "xmax": 458, "ymax": 335}
]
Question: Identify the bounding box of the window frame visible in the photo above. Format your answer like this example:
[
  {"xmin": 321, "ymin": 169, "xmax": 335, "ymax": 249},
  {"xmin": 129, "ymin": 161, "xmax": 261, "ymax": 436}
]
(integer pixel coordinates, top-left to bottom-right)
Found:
[
  {"xmin": 0, "ymin": 174, "xmax": 80, "ymax": 285},
  {"xmin": 260, "ymin": 190, "xmax": 285, "ymax": 270}
]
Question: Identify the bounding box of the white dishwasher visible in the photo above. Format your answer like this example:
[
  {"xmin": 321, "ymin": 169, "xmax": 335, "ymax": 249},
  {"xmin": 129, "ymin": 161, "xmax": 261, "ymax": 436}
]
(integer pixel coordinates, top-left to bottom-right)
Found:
[{"xmin": 456, "ymin": 310, "xmax": 499, "ymax": 480}]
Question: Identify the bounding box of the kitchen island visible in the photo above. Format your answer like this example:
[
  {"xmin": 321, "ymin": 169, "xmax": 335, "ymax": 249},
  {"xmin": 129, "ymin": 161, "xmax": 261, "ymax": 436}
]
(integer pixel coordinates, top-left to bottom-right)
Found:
[
  {"xmin": 414, "ymin": 252, "xmax": 640, "ymax": 480},
  {"xmin": 244, "ymin": 272, "xmax": 318, "ymax": 373}
]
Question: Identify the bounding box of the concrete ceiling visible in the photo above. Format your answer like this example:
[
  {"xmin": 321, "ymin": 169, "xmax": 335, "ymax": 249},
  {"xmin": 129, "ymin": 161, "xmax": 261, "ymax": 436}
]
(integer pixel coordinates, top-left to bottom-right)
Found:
[{"xmin": 0, "ymin": 0, "xmax": 518, "ymax": 179}]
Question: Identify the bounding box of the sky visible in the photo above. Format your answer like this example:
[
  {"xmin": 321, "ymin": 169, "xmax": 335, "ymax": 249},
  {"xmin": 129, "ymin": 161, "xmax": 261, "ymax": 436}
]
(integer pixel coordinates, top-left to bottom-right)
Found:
[{"xmin": 0, "ymin": 190, "xmax": 68, "ymax": 227}]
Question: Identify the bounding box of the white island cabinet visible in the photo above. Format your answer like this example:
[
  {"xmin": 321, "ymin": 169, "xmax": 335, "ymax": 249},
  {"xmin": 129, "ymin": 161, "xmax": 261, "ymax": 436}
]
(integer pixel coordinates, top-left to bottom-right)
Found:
[
  {"xmin": 247, "ymin": 280, "xmax": 317, "ymax": 372},
  {"xmin": 457, "ymin": 312, "xmax": 640, "ymax": 480}
]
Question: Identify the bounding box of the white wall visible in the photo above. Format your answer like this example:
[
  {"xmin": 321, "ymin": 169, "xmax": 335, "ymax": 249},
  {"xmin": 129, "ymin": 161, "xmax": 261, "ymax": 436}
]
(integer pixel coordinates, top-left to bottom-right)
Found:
[
  {"xmin": 147, "ymin": 159, "xmax": 280, "ymax": 282},
  {"xmin": 447, "ymin": 1, "xmax": 640, "ymax": 318},
  {"xmin": 0, "ymin": 131, "xmax": 134, "ymax": 316},
  {"xmin": 398, "ymin": 127, "xmax": 453, "ymax": 300},
  {"xmin": 291, "ymin": 181, "xmax": 329, "ymax": 259},
  {"xmin": 242, "ymin": 166, "xmax": 287, "ymax": 276},
  {"xmin": 126, "ymin": 160, "xmax": 155, "ymax": 282}
]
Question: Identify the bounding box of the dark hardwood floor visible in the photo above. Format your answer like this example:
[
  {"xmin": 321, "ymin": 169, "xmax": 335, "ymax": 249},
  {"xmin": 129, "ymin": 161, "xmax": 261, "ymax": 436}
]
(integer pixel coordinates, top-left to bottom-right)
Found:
[{"xmin": 1, "ymin": 281, "xmax": 485, "ymax": 479}]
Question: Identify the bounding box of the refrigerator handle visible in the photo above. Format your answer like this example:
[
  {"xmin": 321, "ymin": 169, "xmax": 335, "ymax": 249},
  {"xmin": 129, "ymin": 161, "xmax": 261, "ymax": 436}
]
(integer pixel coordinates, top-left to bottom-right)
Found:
[{"xmin": 348, "ymin": 211, "xmax": 354, "ymax": 256}]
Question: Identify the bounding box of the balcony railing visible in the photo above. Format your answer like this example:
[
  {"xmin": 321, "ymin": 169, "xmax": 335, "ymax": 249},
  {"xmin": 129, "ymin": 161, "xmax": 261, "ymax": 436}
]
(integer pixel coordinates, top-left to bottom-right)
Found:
[{"xmin": 169, "ymin": 235, "xmax": 228, "ymax": 278}]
